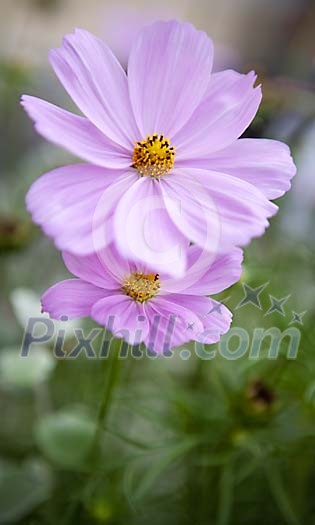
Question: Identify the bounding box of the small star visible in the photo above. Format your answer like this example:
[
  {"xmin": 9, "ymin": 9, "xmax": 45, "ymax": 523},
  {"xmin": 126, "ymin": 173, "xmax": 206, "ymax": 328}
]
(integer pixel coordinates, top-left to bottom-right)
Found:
[
  {"xmin": 236, "ymin": 283, "xmax": 268, "ymax": 310},
  {"xmin": 187, "ymin": 322, "xmax": 195, "ymax": 330},
  {"xmin": 265, "ymin": 294, "xmax": 290, "ymax": 316},
  {"xmin": 207, "ymin": 297, "xmax": 230, "ymax": 316},
  {"xmin": 208, "ymin": 302, "xmax": 223, "ymax": 315},
  {"xmin": 289, "ymin": 310, "xmax": 306, "ymax": 325}
]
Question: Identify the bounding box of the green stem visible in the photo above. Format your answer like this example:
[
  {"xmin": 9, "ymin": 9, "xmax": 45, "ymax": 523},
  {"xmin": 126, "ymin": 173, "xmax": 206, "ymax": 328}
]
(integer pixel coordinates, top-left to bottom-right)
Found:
[
  {"xmin": 217, "ymin": 462, "xmax": 234, "ymax": 525},
  {"xmin": 68, "ymin": 341, "xmax": 123, "ymax": 520},
  {"xmin": 95, "ymin": 338, "xmax": 122, "ymax": 442}
]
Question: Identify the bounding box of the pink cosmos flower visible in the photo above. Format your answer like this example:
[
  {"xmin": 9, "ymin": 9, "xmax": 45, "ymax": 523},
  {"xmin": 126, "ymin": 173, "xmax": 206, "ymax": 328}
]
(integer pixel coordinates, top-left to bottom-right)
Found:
[
  {"xmin": 22, "ymin": 21, "xmax": 296, "ymax": 275},
  {"xmin": 41, "ymin": 244, "xmax": 243, "ymax": 354}
]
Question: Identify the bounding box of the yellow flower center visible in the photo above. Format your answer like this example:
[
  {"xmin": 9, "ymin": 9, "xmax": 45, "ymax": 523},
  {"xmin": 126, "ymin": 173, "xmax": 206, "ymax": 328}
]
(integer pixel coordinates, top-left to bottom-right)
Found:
[
  {"xmin": 122, "ymin": 272, "xmax": 160, "ymax": 303},
  {"xmin": 132, "ymin": 134, "xmax": 175, "ymax": 178}
]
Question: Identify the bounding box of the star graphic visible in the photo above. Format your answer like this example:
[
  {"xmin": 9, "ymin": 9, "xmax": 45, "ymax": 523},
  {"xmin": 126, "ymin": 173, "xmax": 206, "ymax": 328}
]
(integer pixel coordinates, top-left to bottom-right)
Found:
[
  {"xmin": 208, "ymin": 302, "xmax": 223, "ymax": 315},
  {"xmin": 207, "ymin": 296, "xmax": 231, "ymax": 316},
  {"xmin": 289, "ymin": 310, "xmax": 306, "ymax": 325},
  {"xmin": 265, "ymin": 294, "xmax": 290, "ymax": 316},
  {"xmin": 236, "ymin": 283, "xmax": 268, "ymax": 310},
  {"xmin": 187, "ymin": 322, "xmax": 195, "ymax": 330}
]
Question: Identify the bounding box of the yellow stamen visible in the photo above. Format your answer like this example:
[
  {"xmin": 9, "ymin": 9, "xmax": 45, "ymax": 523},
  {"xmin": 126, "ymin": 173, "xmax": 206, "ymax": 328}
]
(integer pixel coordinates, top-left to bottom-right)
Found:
[
  {"xmin": 122, "ymin": 272, "xmax": 160, "ymax": 303},
  {"xmin": 132, "ymin": 134, "xmax": 175, "ymax": 178}
]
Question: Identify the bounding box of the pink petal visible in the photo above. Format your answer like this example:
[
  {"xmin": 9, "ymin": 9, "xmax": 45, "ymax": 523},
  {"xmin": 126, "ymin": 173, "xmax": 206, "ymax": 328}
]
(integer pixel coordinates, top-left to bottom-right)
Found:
[
  {"xmin": 190, "ymin": 138, "xmax": 296, "ymax": 200},
  {"xmin": 128, "ymin": 20, "xmax": 213, "ymax": 138},
  {"xmin": 161, "ymin": 168, "xmax": 277, "ymax": 254},
  {"xmin": 113, "ymin": 176, "xmax": 188, "ymax": 277},
  {"xmin": 95, "ymin": 244, "xmax": 133, "ymax": 288},
  {"xmin": 91, "ymin": 294, "xmax": 149, "ymax": 345},
  {"xmin": 163, "ymin": 247, "xmax": 243, "ymax": 295},
  {"xmin": 21, "ymin": 95, "xmax": 131, "ymax": 169},
  {"xmin": 42, "ymin": 279, "xmax": 106, "ymax": 319},
  {"xmin": 173, "ymin": 295, "xmax": 232, "ymax": 344},
  {"xmin": 175, "ymin": 70, "xmax": 262, "ymax": 158},
  {"xmin": 49, "ymin": 28, "xmax": 139, "ymax": 148},
  {"xmin": 62, "ymin": 251, "xmax": 120, "ymax": 290},
  {"xmin": 26, "ymin": 164, "xmax": 136, "ymax": 255},
  {"xmin": 144, "ymin": 296, "xmax": 204, "ymax": 354}
]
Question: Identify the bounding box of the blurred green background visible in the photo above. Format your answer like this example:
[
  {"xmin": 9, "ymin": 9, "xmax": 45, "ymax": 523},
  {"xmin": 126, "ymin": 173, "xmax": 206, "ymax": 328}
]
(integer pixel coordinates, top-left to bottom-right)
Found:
[{"xmin": 1, "ymin": 0, "xmax": 315, "ymax": 523}]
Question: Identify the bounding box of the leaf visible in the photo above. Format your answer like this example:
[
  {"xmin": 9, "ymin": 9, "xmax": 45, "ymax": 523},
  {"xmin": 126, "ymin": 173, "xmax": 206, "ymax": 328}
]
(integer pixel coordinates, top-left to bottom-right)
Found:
[
  {"xmin": 125, "ymin": 437, "xmax": 198, "ymax": 502},
  {"xmin": 265, "ymin": 464, "xmax": 299, "ymax": 525},
  {"xmin": 104, "ymin": 427, "xmax": 155, "ymax": 451},
  {"xmin": 35, "ymin": 409, "xmax": 96, "ymax": 469},
  {"xmin": 0, "ymin": 458, "xmax": 53, "ymax": 523}
]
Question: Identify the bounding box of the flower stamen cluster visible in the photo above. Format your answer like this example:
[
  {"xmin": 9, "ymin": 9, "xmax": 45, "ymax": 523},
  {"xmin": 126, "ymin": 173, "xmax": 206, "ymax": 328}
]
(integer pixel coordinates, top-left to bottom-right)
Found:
[
  {"xmin": 132, "ymin": 134, "xmax": 175, "ymax": 178},
  {"xmin": 122, "ymin": 272, "xmax": 160, "ymax": 302}
]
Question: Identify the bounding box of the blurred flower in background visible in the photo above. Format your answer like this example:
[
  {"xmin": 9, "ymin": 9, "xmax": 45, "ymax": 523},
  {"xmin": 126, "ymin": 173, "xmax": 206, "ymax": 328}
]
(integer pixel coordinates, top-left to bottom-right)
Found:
[
  {"xmin": 281, "ymin": 120, "xmax": 315, "ymax": 242},
  {"xmin": 102, "ymin": 2, "xmax": 189, "ymax": 68},
  {"xmin": 11, "ymin": 287, "xmax": 81, "ymax": 339},
  {"xmin": 0, "ymin": 346, "xmax": 55, "ymax": 390},
  {"xmin": 0, "ymin": 216, "xmax": 32, "ymax": 254}
]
